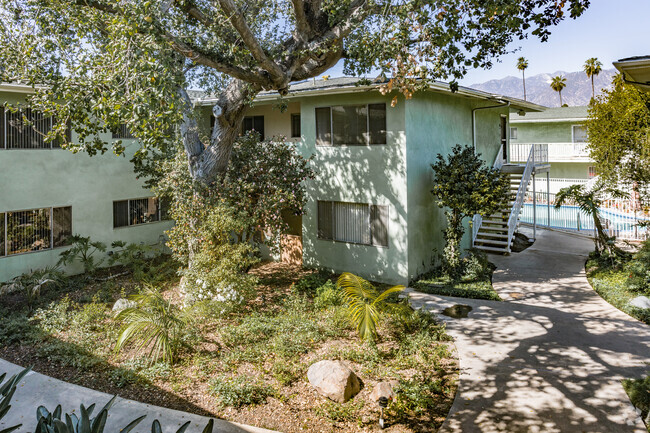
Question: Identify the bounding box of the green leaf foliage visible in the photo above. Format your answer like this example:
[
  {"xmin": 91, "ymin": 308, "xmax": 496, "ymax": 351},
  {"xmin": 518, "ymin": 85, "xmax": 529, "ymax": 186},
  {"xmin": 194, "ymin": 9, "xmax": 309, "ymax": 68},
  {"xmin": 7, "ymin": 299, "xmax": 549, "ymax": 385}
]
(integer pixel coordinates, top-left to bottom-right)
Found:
[
  {"xmin": 0, "ymin": 368, "xmax": 31, "ymax": 433},
  {"xmin": 586, "ymin": 74, "xmax": 650, "ymax": 204},
  {"xmin": 336, "ymin": 272, "xmax": 407, "ymax": 342},
  {"xmin": 430, "ymin": 144, "xmax": 509, "ymax": 277},
  {"xmin": 57, "ymin": 235, "xmax": 107, "ymax": 275}
]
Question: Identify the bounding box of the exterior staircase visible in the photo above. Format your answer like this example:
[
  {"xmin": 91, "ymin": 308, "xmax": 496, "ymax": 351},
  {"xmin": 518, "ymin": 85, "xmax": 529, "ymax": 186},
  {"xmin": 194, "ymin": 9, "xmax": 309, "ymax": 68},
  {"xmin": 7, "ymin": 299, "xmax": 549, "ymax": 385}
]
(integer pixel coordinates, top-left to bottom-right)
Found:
[{"xmin": 472, "ymin": 144, "xmax": 549, "ymax": 254}]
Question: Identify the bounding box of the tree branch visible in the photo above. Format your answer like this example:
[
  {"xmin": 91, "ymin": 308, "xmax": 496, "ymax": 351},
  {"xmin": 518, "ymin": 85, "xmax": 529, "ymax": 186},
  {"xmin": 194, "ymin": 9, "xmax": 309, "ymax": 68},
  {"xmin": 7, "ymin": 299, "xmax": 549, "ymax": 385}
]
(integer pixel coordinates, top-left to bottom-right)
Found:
[
  {"xmin": 291, "ymin": 0, "xmax": 311, "ymax": 41},
  {"xmin": 217, "ymin": 0, "xmax": 286, "ymax": 84}
]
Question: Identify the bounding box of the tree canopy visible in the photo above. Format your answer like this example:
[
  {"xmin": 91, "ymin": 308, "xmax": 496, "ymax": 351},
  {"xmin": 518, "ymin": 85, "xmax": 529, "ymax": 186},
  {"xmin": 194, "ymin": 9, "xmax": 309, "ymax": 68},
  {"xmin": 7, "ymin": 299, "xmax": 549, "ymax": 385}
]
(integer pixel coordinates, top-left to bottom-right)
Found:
[
  {"xmin": 586, "ymin": 74, "xmax": 650, "ymax": 202},
  {"xmin": 0, "ymin": 0, "xmax": 590, "ymax": 183}
]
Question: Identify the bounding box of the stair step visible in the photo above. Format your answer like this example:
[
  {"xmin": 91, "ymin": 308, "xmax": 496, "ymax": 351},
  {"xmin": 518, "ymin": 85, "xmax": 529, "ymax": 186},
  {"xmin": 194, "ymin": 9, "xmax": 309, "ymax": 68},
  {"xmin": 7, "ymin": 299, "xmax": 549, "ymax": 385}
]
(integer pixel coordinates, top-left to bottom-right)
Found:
[
  {"xmin": 475, "ymin": 239, "xmax": 510, "ymax": 246},
  {"xmin": 477, "ymin": 232, "xmax": 508, "ymax": 238},
  {"xmin": 482, "ymin": 220, "xmax": 508, "ymax": 226},
  {"xmin": 479, "ymin": 225, "xmax": 508, "ymax": 231},
  {"xmin": 474, "ymin": 245, "xmax": 510, "ymax": 253}
]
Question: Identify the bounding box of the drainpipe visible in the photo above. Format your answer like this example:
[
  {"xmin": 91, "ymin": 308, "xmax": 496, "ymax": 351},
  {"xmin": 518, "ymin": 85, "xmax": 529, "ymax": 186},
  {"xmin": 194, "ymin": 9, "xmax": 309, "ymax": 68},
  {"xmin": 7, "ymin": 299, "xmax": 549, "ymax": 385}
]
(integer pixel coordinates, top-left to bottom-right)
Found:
[{"xmin": 471, "ymin": 99, "xmax": 510, "ymax": 156}]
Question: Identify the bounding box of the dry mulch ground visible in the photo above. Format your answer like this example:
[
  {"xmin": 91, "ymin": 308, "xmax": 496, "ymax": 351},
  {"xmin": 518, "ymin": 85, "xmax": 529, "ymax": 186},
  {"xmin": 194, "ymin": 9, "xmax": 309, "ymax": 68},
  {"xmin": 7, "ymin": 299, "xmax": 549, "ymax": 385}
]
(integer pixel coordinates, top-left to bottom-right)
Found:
[{"xmin": 0, "ymin": 261, "xmax": 458, "ymax": 432}]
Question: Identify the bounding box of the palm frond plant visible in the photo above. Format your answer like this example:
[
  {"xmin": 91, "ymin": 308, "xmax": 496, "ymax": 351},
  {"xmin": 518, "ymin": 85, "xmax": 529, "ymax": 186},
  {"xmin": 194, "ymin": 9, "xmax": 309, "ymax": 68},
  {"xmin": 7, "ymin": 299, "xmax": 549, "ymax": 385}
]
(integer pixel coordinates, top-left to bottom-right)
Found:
[
  {"xmin": 336, "ymin": 272, "xmax": 407, "ymax": 342},
  {"xmin": 114, "ymin": 285, "xmax": 193, "ymax": 365},
  {"xmin": 0, "ymin": 368, "xmax": 31, "ymax": 433},
  {"xmin": 555, "ymin": 183, "xmax": 626, "ymax": 260}
]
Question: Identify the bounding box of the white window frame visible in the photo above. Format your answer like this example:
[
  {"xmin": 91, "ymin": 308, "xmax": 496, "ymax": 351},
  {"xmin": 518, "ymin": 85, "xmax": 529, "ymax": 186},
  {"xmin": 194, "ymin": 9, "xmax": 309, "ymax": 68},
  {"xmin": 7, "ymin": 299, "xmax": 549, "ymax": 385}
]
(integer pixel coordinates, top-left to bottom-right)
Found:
[
  {"xmin": 572, "ymin": 124, "xmax": 588, "ymax": 143},
  {"xmin": 317, "ymin": 200, "xmax": 389, "ymax": 248},
  {"xmin": 510, "ymin": 127, "xmax": 518, "ymax": 140}
]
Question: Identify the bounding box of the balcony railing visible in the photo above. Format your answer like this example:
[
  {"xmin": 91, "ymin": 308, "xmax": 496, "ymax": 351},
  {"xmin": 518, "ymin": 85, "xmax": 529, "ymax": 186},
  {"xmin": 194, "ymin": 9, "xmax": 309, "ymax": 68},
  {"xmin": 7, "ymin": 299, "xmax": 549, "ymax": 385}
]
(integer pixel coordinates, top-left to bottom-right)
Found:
[
  {"xmin": 508, "ymin": 143, "xmax": 549, "ymax": 166},
  {"xmin": 510, "ymin": 142, "xmax": 590, "ymax": 162}
]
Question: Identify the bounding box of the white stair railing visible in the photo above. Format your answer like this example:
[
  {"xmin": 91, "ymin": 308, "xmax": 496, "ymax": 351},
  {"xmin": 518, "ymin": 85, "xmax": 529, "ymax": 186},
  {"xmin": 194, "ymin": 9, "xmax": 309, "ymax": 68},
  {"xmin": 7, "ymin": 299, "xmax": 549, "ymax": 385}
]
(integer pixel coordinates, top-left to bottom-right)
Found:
[
  {"xmin": 506, "ymin": 145, "xmax": 536, "ymax": 251},
  {"xmin": 472, "ymin": 146, "xmax": 504, "ymax": 246}
]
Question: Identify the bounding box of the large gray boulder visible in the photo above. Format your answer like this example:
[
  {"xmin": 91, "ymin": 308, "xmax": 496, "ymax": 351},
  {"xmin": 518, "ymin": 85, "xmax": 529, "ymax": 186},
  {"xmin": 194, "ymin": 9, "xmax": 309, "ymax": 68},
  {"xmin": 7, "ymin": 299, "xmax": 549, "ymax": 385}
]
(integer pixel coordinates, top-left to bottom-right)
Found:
[
  {"xmin": 307, "ymin": 360, "xmax": 360, "ymax": 403},
  {"xmin": 629, "ymin": 296, "xmax": 650, "ymax": 310}
]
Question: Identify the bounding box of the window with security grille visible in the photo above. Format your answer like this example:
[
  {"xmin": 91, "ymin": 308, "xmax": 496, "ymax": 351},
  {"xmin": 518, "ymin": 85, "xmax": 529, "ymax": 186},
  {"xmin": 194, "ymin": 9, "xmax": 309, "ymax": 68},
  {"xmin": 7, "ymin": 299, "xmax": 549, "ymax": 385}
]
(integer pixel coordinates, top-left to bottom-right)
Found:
[
  {"xmin": 0, "ymin": 206, "xmax": 72, "ymax": 257},
  {"xmin": 113, "ymin": 197, "xmax": 169, "ymax": 228},
  {"xmin": 0, "ymin": 107, "xmax": 68, "ymax": 149},
  {"xmin": 315, "ymin": 103, "xmax": 386, "ymax": 146},
  {"xmin": 317, "ymin": 201, "xmax": 388, "ymax": 247},
  {"xmin": 112, "ymin": 124, "xmax": 135, "ymax": 139}
]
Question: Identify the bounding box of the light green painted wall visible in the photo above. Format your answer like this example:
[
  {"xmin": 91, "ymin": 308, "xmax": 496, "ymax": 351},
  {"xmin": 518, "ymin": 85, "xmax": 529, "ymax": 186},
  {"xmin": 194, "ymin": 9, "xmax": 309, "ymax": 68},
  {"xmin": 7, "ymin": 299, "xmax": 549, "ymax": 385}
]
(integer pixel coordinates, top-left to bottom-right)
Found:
[
  {"xmin": 404, "ymin": 92, "xmax": 508, "ymax": 280},
  {"xmin": 510, "ymin": 121, "xmax": 579, "ymax": 143},
  {"xmin": 298, "ymin": 92, "xmax": 409, "ymax": 285},
  {"xmin": 545, "ymin": 162, "xmax": 592, "ymax": 179},
  {"xmin": 0, "ymin": 91, "xmax": 173, "ymax": 282}
]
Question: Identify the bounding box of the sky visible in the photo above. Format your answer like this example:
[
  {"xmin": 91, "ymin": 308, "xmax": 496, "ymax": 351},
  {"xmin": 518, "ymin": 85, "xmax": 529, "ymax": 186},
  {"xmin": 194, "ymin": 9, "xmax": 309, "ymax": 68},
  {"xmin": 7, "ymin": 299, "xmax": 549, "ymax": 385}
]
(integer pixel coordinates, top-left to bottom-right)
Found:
[{"xmin": 326, "ymin": 0, "xmax": 650, "ymax": 85}]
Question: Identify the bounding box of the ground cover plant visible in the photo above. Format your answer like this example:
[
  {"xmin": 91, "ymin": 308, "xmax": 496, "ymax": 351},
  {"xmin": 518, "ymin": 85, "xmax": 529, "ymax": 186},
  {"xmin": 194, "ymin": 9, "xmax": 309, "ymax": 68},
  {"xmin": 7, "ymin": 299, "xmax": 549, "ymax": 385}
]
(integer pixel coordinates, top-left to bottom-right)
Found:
[
  {"xmin": 586, "ymin": 240, "xmax": 649, "ymax": 325},
  {"xmin": 414, "ymin": 249, "xmax": 502, "ymax": 301},
  {"xmin": 622, "ymin": 376, "xmax": 650, "ymax": 430},
  {"xmin": 0, "ymin": 261, "xmax": 458, "ymax": 433}
]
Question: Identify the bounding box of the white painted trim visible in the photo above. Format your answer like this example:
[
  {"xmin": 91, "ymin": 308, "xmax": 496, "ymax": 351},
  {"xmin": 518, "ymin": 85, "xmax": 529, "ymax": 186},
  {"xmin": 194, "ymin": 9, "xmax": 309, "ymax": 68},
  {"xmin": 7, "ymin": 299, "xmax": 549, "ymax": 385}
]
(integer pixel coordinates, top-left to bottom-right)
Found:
[{"xmin": 510, "ymin": 117, "xmax": 588, "ymax": 124}]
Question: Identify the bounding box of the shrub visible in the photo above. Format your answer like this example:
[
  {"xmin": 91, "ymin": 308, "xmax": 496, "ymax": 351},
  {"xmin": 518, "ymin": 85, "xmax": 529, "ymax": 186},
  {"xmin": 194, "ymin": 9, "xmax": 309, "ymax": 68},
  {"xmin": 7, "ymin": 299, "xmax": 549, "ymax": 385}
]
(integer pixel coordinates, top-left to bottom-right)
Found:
[
  {"xmin": 209, "ymin": 375, "xmax": 275, "ymax": 408},
  {"xmin": 114, "ymin": 286, "xmax": 195, "ymax": 364},
  {"xmin": 390, "ymin": 374, "xmax": 445, "ymax": 418},
  {"xmin": 57, "ymin": 235, "xmax": 107, "ymax": 275},
  {"xmin": 314, "ymin": 280, "xmax": 343, "ymax": 309},
  {"xmin": 31, "ymin": 296, "xmax": 73, "ymax": 334},
  {"xmin": 1, "ymin": 367, "xmax": 31, "ymax": 433},
  {"xmin": 291, "ymin": 272, "xmax": 329, "ymax": 296},
  {"xmin": 0, "ymin": 267, "xmax": 67, "ymax": 310},
  {"xmin": 108, "ymin": 241, "xmax": 163, "ymax": 281},
  {"xmin": 622, "ymin": 376, "xmax": 650, "ymax": 426},
  {"xmin": 626, "ymin": 240, "xmax": 650, "ymax": 294}
]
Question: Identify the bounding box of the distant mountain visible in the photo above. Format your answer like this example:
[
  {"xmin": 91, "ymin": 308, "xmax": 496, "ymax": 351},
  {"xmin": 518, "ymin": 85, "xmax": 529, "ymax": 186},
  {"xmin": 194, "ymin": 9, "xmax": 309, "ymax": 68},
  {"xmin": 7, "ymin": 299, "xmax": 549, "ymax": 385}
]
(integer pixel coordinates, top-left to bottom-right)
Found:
[{"xmin": 470, "ymin": 68, "xmax": 617, "ymax": 107}]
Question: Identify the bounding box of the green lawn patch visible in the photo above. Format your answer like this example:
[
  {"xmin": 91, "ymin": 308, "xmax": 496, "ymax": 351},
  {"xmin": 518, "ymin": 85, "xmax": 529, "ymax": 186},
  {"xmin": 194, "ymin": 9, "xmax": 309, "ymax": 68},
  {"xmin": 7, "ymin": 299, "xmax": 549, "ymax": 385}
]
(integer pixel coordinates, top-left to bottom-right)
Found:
[{"xmin": 586, "ymin": 253, "xmax": 650, "ymax": 325}]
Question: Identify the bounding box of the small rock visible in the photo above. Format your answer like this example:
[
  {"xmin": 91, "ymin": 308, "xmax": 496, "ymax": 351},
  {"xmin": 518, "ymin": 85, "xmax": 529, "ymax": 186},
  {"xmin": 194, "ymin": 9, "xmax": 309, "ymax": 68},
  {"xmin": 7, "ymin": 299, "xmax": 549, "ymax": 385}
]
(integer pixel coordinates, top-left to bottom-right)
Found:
[
  {"xmin": 112, "ymin": 298, "xmax": 137, "ymax": 313},
  {"xmin": 629, "ymin": 296, "xmax": 650, "ymax": 310},
  {"xmin": 369, "ymin": 380, "xmax": 398, "ymax": 403},
  {"xmin": 307, "ymin": 360, "xmax": 360, "ymax": 403}
]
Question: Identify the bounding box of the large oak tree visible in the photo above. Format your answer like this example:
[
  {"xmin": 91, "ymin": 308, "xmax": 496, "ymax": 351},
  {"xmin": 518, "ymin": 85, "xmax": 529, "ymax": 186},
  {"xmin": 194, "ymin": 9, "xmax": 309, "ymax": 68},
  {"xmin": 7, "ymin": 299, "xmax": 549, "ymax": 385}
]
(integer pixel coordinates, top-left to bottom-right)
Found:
[{"xmin": 0, "ymin": 0, "xmax": 589, "ymax": 183}]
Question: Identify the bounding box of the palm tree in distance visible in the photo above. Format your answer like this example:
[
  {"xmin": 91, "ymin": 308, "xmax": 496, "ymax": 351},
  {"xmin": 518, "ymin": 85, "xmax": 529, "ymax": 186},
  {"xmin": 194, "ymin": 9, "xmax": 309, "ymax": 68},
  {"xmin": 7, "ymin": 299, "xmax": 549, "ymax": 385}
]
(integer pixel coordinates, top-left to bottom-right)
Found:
[
  {"xmin": 550, "ymin": 75, "xmax": 567, "ymax": 106},
  {"xmin": 584, "ymin": 57, "xmax": 603, "ymax": 102},
  {"xmin": 516, "ymin": 57, "xmax": 529, "ymax": 101}
]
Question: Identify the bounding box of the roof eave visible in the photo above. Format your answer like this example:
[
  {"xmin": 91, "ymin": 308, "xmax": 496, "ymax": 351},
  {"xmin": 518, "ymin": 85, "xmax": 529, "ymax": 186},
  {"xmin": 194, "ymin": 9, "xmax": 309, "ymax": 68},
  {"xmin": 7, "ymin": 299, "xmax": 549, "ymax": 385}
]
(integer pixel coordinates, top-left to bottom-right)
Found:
[{"xmin": 613, "ymin": 57, "xmax": 650, "ymax": 92}]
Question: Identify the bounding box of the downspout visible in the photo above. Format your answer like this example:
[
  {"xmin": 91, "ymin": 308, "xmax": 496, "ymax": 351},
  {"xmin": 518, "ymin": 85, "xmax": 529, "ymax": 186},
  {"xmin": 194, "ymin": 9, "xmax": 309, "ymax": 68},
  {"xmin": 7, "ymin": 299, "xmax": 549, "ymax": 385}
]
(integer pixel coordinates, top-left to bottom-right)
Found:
[{"xmin": 471, "ymin": 100, "xmax": 510, "ymax": 155}]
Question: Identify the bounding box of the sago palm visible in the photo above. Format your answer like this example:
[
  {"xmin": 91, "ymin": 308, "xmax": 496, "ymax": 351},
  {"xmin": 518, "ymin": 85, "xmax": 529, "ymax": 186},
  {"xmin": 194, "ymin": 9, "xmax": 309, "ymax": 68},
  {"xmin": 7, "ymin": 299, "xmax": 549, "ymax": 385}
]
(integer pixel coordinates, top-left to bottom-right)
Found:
[
  {"xmin": 584, "ymin": 57, "xmax": 603, "ymax": 101},
  {"xmin": 115, "ymin": 286, "xmax": 192, "ymax": 364},
  {"xmin": 516, "ymin": 57, "xmax": 529, "ymax": 101},
  {"xmin": 336, "ymin": 272, "xmax": 406, "ymax": 342},
  {"xmin": 550, "ymin": 75, "xmax": 567, "ymax": 106}
]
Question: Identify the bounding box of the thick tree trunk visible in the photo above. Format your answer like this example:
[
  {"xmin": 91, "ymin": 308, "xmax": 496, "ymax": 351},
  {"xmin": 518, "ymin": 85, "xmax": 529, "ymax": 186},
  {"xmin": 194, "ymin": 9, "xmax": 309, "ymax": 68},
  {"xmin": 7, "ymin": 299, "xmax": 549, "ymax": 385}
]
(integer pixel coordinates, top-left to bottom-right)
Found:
[{"xmin": 180, "ymin": 79, "xmax": 262, "ymax": 184}]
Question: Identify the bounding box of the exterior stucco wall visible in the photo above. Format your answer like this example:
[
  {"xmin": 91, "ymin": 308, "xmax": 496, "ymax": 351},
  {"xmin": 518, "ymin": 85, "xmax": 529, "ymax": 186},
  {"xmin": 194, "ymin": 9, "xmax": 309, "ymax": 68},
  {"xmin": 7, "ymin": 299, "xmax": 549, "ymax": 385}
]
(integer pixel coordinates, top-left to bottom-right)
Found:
[
  {"xmin": 510, "ymin": 121, "xmax": 581, "ymax": 144},
  {"xmin": 404, "ymin": 92, "xmax": 508, "ymax": 280},
  {"xmin": 298, "ymin": 91, "xmax": 409, "ymax": 285},
  {"xmin": 0, "ymin": 91, "xmax": 173, "ymax": 281},
  {"xmin": 544, "ymin": 162, "xmax": 592, "ymax": 179}
]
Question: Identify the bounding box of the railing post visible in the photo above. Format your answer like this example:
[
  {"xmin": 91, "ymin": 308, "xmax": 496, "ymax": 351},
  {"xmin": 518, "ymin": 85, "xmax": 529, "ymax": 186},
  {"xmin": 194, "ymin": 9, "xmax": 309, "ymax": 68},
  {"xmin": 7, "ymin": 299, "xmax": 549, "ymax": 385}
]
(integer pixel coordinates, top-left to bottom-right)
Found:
[
  {"xmin": 547, "ymin": 172, "xmax": 550, "ymax": 226},
  {"xmin": 533, "ymin": 146, "xmax": 536, "ymax": 239}
]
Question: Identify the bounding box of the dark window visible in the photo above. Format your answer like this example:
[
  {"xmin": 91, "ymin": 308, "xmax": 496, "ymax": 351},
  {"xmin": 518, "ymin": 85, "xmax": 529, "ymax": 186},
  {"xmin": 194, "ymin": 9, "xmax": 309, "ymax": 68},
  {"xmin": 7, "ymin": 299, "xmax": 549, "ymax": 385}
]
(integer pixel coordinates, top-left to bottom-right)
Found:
[
  {"xmin": 113, "ymin": 197, "xmax": 169, "ymax": 228},
  {"xmin": 52, "ymin": 207, "xmax": 72, "ymax": 247},
  {"xmin": 112, "ymin": 124, "xmax": 135, "ymax": 139},
  {"xmin": 510, "ymin": 127, "xmax": 518, "ymax": 140},
  {"xmin": 501, "ymin": 116, "xmax": 508, "ymax": 162},
  {"xmin": 0, "ymin": 213, "xmax": 4, "ymax": 257},
  {"xmin": 242, "ymin": 115, "xmax": 264, "ymax": 140},
  {"xmin": 315, "ymin": 107, "xmax": 332, "ymax": 146},
  {"xmin": 317, "ymin": 201, "xmax": 389, "ymax": 247},
  {"xmin": 316, "ymin": 103, "xmax": 387, "ymax": 146},
  {"xmin": 291, "ymin": 113, "xmax": 301, "ymax": 138}
]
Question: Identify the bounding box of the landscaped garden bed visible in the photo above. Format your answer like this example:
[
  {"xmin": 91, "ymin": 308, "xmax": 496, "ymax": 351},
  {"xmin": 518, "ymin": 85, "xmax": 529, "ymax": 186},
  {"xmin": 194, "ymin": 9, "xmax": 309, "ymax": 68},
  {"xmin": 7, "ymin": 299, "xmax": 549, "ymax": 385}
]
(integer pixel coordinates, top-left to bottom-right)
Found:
[
  {"xmin": 413, "ymin": 249, "xmax": 501, "ymax": 301},
  {"xmin": 0, "ymin": 259, "xmax": 458, "ymax": 432}
]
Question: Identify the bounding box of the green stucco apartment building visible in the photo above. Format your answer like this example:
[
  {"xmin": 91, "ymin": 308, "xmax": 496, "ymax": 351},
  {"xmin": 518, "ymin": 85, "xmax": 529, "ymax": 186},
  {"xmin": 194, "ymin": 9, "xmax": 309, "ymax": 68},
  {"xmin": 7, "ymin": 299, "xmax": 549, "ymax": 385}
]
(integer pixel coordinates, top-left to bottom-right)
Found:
[
  {"xmin": 509, "ymin": 106, "xmax": 595, "ymax": 189},
  {"xmin": 0, "ymin": 83, "xmax": 174, "ymax": 282},
  {"xmin": 2, "ymin": 78, "xmax": 541, "ymax": 285}
]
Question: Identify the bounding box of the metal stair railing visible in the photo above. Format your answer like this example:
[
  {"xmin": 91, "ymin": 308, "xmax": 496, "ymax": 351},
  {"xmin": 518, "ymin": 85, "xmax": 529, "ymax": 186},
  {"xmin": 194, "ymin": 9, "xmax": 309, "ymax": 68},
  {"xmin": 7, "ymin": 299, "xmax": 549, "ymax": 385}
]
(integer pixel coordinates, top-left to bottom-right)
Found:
[
  {"xmin": 472, "ymin": 146, "xmax": 504, "ymax": 246},
  {"xmin": 506, "ymin": 145, "xmax": 536, "ymax": 252}
]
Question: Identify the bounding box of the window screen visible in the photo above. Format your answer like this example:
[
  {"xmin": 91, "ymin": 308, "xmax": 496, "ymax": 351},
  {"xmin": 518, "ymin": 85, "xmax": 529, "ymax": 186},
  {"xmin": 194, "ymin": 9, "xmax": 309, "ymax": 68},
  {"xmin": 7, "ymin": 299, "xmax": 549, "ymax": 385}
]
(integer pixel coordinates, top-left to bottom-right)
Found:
[
  {"xmin": 573, "ymin": 125, "xmax": 587, "ymax": 143},
  {"xmin": 52, "ymin": 207, "xmax": 72, "ymax": 247},
  {"xmin": 114, "ymin": 197, "xmax": 166, "ymax": 228},
  {"xmin": 317, "ymin": 201, "xmax": 388, "ymax": 247},
  {"xmin": 242, "ymin": 115, "xmax": 264, "ymax": 140},
  {"xmin": 291, "ymin": 113, "xmax": 301, "ymax": 138},
  {"xmin": 113, "ymin": 200, "xmax": 129, "ymax": 228},
  {"xmin": 316, "ymin": 103, "xmax": 386, "ymax": 146}
]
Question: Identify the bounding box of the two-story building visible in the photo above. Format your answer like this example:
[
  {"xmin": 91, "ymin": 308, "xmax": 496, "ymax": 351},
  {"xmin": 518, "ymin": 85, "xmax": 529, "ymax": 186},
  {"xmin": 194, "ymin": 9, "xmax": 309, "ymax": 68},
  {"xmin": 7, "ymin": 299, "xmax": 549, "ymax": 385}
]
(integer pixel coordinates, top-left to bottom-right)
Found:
[
  {"xmin": 0, "ymin": 83, "xmax": 174, "ymax": 282},
  {"xmin": 509, "ymin": 106, "xmax": 594, "ymax": 193},
  {"xmin": 2, "ymin": 78, "xmax": 544, "ymax": 285}
]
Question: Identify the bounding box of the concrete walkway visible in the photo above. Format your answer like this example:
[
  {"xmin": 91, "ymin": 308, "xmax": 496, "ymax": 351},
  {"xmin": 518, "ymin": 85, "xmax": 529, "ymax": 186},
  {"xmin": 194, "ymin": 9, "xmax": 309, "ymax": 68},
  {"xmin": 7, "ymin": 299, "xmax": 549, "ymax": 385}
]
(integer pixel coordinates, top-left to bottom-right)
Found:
[
  {"xmin": 409, "ymin": 229, "xmax": 650, "ymax": 432},
  {"xmin": 0, "ymin": 359, "xmax": 276, "ymax": 433}
]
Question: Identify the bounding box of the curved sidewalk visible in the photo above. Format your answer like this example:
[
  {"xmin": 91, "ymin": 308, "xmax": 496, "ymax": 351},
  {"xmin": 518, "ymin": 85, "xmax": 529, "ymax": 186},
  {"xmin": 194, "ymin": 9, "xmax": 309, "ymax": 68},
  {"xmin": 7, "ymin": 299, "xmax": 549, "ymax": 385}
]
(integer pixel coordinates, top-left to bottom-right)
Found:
[
  {"xmin": 409, "ymin": 229, "xmax": 650, "ymax": 432},
  {"xmin": 0, "ymin": 358, "xmax": 276, "ymax": 433}
]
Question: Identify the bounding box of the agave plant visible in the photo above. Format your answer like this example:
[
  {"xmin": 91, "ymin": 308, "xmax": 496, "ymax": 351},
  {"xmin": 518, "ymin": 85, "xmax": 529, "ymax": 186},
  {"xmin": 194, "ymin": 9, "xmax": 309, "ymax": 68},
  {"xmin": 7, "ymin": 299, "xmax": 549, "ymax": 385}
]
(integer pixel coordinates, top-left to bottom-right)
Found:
[
  {"xmin": 336, "ymin": 273, "xmax": 407, "ymax": 342},
  {"xmin": 0, "ymin": 368, "xmax": 31, "ymax": 433},
  {"xmin": 115, "ymin": 285, "xmax": 193, "ymax": 365}
]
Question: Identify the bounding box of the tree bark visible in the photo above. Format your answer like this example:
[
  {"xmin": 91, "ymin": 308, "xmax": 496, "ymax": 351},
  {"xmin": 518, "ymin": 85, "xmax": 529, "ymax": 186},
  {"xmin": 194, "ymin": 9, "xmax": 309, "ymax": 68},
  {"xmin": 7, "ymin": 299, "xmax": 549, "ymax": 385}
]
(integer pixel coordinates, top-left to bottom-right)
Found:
[{"xmin": 180, "ymin": 79, "xmax": 262, "ymax": 183}]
